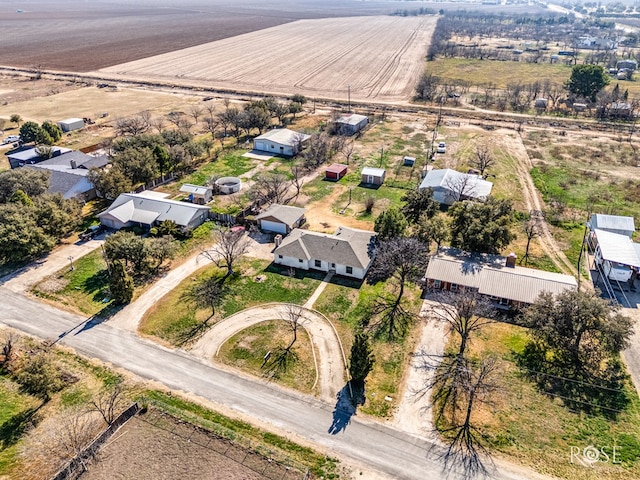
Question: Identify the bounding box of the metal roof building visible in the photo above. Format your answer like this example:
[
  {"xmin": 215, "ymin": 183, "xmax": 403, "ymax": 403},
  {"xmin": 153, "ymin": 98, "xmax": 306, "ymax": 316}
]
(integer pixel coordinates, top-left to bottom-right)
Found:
[
  {"xmin": 592, "ymin": 229, "xmax": 640, "ymax": 267},
  {"xmin": 425, "ymin": 249, "xmax": 577, "ymax": 306},
  {"xmin": 589, "ymin": 214, "xmax": 635, "ymax": 238},
  {"xmin": 419, "ymin": 169, "xmax": 493, "ymax": 205}
]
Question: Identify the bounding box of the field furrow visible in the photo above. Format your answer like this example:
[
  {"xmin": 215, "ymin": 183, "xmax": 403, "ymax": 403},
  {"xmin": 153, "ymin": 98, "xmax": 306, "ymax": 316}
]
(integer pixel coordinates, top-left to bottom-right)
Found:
[{"xmin": 97, "ymin": 15, "xmax": 436, "ymax": 101}]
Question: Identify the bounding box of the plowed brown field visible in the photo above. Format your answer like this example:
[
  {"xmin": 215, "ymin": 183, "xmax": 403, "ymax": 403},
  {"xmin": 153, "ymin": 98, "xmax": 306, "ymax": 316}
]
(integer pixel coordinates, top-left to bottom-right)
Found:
[{"xmin": 97, "ymin": 16, "xmax": 436, "ymax": 102}]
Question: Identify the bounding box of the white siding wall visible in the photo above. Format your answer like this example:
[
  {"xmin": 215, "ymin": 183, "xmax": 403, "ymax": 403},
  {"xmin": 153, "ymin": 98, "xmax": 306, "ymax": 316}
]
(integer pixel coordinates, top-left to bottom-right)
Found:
[
  {"xmin": 253, "ymin": 141, "xmax": 294, "ymax": 156},
  {"xmin": 335, "ymin": 264, "xmax": 366, "ymax": 279},
  {"xmin": 275, "ymin": 255, "xmax": 310, "ymax": 270}
]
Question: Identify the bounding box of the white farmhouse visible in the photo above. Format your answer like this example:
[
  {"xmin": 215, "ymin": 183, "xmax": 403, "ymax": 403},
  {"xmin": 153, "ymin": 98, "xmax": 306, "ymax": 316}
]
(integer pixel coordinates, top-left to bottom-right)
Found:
[
  {"xmin": 273, "ymin": 227, "xmax": 376, "ymax": 279},
  {"xmin": 253, "ymin": 128, "xmax": 310, "ymax": 156}
]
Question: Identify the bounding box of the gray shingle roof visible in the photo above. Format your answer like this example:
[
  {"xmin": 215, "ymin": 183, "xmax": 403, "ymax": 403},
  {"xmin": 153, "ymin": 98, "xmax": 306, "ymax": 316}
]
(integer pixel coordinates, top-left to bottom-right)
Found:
[
  {"xmin": 98, "ymin": 192, "xmax": 209, "ymax": 227},
  {"xmin": 426, "ymin": 249, "xmax": 577, "ymax": 304},
  {"xmin": 275, "ymin": 227, "xmax": 376, "ymax": 269},
  {"xmin": 256, "ymin": 204, "xmax": 305, "ymax": 226}
]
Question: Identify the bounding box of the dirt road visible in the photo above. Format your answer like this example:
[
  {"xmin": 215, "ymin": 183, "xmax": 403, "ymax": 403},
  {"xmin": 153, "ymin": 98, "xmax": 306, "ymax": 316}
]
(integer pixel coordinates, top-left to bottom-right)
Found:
[
  {"xmin": 497, "ymin": 130, "xmax": 579, "ymax": 276},
  {"xmin": 1, "ymin": 238, "xmax": 104, "ymax": 294},
  {"xmin": 190, "ymin": 303, "xmax": 346, "ymax": 403}
]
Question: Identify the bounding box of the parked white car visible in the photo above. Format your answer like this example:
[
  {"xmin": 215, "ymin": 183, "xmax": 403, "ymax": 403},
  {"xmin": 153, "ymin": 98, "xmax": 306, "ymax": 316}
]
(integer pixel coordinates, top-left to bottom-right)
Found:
[
  {"xmin": 436, "ymin": 142, "xmax": 446, "ymax": 154},
  {"xmin": 1, "ymin": 135, "xmax": 20, "ymax": 145}
]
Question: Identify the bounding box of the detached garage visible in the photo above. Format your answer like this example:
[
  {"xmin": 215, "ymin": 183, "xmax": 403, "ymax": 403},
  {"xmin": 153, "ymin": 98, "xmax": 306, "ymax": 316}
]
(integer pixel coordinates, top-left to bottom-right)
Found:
[
  {"xmin": 326, "ymin": 163, "xmax": 348, "ymax": 181},
  {"xmin": 255, "ymin": 204, "xmax": 306, "ymax": 234}
]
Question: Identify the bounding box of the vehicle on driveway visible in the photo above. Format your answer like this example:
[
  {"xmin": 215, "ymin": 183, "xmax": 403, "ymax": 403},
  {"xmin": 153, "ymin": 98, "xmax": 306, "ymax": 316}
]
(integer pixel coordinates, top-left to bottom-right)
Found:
[
  {"xmin": 79, "ymin": 225, "xmax": 103, "ymax": 241},
  {"xmin": 436, "ymin": 142, "xmax": 446, "ymax": 154}
]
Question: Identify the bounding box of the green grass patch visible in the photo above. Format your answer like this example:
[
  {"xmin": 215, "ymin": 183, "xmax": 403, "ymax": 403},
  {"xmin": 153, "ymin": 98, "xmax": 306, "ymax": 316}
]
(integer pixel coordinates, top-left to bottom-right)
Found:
[
  {"xmin": 139, "ymin": 259, "xmax": 322, "ymax": 345},
  {"xmin": 141, "ymin": 390, "xmax": 341, "ymax": 478},
  {"xmin": 180, "ymin": 149, "xmax": 257, "ymax": 187},
  {"xmin": 32, "ymin": 250, "xmax": 112, "ymax": 316},
  {"xmin": 426, "ymin": 58, "xmax": 572, "ymax": 90},
  {"xmin": 446, "ymin": 322, "xmax": 640, "ymax": 480},
  {"xmin": 531, "ymin": 165, "xmax": 640, "ymax": 218},
  {"xmin": 314, "ymin": 278, "xmax": 423, "ymax": 418},
  {"xmin": 0, "ymin": 377, "xmax": 40, "ymax": 476},
  {"xmin": 218, "ymin": 320, "xmax": 316, "ymax": 393}
]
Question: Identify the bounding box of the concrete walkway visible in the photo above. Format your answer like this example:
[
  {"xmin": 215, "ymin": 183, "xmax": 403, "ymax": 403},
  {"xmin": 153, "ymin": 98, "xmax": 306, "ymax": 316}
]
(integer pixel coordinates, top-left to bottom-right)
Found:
[
  {"xmin": 304, "ymin": 271, "xmax": 334, "ymax": 309},
  {"xmin": 190, "ymin": 303, "xmax": 346, "ymax": 403}
]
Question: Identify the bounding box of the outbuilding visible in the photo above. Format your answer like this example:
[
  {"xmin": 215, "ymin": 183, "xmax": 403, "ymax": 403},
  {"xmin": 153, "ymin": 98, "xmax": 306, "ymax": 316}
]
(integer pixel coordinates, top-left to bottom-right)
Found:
[
  {"xmin": 255, "ymin": 204, "xmax": 306, "ymax": 234},
  {"xmin": 57, "ymin": 118, "xmax": 85, "ymax": 133},
  {"xmin": 403, "ymin": 156, "xmax": 416, "ymax": 167},
  {"xmin": 589, "ymin": 214, "xmax": 635, "ymax": 238},
  {"xmin": 361, "ymin": 167, "xmax": 386, "ymax": 186},
  {"xmin": 253, "ymin": 129, "xmax": 310, "ymax": 157},
  {"xmin": 333, "ymin": 114, "xmax": 369, "ymax": 135},
  {"xmin": 179, "ymin": 183, "xmax": 213, "ymax": 205},
  {"xmin": 325, "ymin": 163, "xmax": 348, "ymax": 181}
]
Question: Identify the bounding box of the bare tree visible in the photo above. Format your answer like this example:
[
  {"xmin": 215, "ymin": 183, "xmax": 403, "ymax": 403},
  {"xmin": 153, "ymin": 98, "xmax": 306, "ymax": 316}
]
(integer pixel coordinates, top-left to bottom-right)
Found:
[
  {"xmin": 429, "ymin": 290, "xmax": 495, "ymax": 363},
  {"xmin": 139, "ymin": 109, "xmax": 153, "ymax": 130},
  {"xmin": 150, "ymin": 116, "xmax": 165, "ymax": 133},
  {"xmin": 521, "ymin": 218, "xmax": 540, "ymax": 265},
  {"xmin": 366, "ymin": 237, "xmax": 430, "ymax": 340},
  {"xmin": 289, "ymin": 165, "xmax": 306, "ymax": 202},
  {"xmin": 200, "ymin": 228, "xmax": 250, "ymax": 280},
  {"xmin": 114, "ymin": 116, "xmax": 149, "ymax": 136},
  {"xmin": 444, "ymin": 174, "xmax": 477, "ymax": 203},
  {"xmin": 189, "ymin": 105, "xmax": 204, "ymax": 127},
  {"xmin": 250, "ymin": 173, "xmax": 293, "ymax": 206},
  {"xmin": 89, "ymin": 381, "xmax": 127, "ymax": 426},
  {"xmin": 263, "ymin": 304, "xmax": 305, "ymax": 378},
  {"xmin": 204, "ymin": 116, "xmax": 220, "ymax": 143},
  {"xmin": 341, "ymin": 138, "xmax": 356, "ymax": 164},
  {"xmin": 472, "ymin": 144, "xmax": 495, "ymax": 177},
  {"xmin": 439, "ymin": 356, "xmax": 499, "ymax": 478},
  {"xmin": 0, "ymin": 333, "xmax": 15, "ymax": 373}
]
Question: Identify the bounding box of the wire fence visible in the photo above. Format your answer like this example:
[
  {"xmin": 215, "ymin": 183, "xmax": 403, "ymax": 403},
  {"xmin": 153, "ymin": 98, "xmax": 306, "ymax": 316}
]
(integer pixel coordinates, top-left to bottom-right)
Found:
[{"xmin": 140, "ymin": 396, "xmax": 310, "ymax": 480}]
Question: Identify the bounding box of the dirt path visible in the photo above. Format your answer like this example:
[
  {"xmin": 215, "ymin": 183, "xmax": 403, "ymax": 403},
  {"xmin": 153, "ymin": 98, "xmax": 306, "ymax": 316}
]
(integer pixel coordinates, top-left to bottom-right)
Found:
[
  {"xmin": 391, "ymin": 300, "xmax": 447, "ymax": 439},
  {"xmin": 1, "ymin": 238, "xmax": 105, "ymax": 294},
  {"xmin": 305, "ymin": 187, "xmax": 373, "ymax": 233},
  {"xmin": 497, "ymin": 130, "xmax": 579, "ymax": 277},
  {"xmin": 190, "ymin": 303, "xmax": 346, "ymax": 403}
]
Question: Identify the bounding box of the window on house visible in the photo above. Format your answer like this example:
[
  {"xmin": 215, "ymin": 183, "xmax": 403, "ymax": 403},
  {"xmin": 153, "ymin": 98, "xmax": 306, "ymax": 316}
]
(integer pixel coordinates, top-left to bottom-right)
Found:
[
  {"xmin": 346, "ymin": 266, "xmax": 353, "ymax": 274},
  {"xmin": 299, "ymin": 259, "xmax": 303, "ymax": 263},
  {"xmin": 434, "ymin": 280, "xmax": 441, "ymax": 289},
  {"xmin": 278, "ymin": 255, "xmax": 283, "ymax": 259},
  {"xmin": 450, "ymin": 283, "xmax": 458, "ymax": 292},
  {"xmin": 315, "ymin": 260, "xmax": 322, "ymax": 268}
]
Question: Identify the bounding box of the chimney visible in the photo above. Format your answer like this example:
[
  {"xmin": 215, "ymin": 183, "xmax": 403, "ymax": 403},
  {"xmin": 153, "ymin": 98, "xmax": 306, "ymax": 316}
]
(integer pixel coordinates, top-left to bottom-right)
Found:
[
  {"xmin": 274, "ymin": 234, "xmax": 283, "ymax": 247},
  {"xmin": 70, "ymin": 159, "xmax": 77, "ymax": 169},
  {"xmin": 506, "ymin": 252, "xmax": 517, "ymax": 268}
]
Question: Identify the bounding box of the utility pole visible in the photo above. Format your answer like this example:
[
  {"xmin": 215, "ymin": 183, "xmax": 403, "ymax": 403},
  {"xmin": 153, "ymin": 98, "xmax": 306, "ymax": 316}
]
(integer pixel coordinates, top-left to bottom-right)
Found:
[
  {"xmin": 348, "ymin": 85, "xmax": 351, "ymax": 113},
  {"xmin": 68, "ymin": 256, "xmax": 74, "ymax": 271}
]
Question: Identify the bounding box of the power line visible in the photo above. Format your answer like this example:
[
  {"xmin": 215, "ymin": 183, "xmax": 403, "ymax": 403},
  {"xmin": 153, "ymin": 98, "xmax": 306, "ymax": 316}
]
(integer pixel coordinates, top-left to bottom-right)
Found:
[{"xmin": 518, "ymin": 366, "xmax": 627, "ymax": 394}]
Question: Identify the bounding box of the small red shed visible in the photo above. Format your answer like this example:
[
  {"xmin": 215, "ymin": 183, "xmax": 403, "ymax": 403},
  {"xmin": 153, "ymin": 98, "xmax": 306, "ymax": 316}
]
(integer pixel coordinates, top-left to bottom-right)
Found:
[{"xmin": 326, "ymin": 163, "xmax": 348, "ymax": 181}]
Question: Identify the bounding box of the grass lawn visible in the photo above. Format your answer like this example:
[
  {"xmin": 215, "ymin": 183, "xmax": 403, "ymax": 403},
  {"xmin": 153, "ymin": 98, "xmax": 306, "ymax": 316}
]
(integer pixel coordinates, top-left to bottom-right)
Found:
[
  {"xmin": 0, "ymin": 377, "xmax": 40, "ymax": 476},
  {"xmin": 314, "ymin": 277, "xmax": 423, "ymax": 418},
  {"xmin": 174, "ymin": 148, "xmax": 257, "ymax": 189},
  {"xmin": 32, "ymin": 250, "xmax": 112, "ymax": 316},
  {"xmin": 218, "ymin": 320, "xmax": 316, "ymax": 394},
  {"xmin": 141, "ymin": 390, "xmax": 341, "ymax": 479},
  {"xmin": 139, "ymin": 259, "xmax": 323, "ymax": 346},
  {"xmin": 447, "ymin": 322, "xmax": 640, "ymax": 480},
  {"xmin": 425, "ymin": 58, "xmax": 573, "ymax": 90}
]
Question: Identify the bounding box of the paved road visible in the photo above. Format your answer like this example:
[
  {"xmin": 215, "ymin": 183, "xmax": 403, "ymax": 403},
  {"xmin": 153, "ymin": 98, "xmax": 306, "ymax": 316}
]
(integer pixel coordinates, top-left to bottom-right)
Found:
[{"xmin": 0, "ymin": 287, "xmax": 539, "ymax": 480}]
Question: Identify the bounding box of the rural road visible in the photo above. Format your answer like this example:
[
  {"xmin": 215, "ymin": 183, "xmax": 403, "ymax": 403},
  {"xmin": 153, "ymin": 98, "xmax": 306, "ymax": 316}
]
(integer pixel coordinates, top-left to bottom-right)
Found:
[
  {"xmin": 0, "ymin": 288, "xmax": 544, "ymax": 480},
  {"xmin": 190, "ymin": 303, "xmax": 346, "ymax": 403}
]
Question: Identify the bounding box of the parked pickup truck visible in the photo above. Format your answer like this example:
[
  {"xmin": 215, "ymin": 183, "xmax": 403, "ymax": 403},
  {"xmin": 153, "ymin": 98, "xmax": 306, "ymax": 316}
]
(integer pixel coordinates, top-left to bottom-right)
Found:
[
  {"xmin": 1, "ymin": 135, "xmax": 20, "ymax": 145},
  {"xmin": 79, "ymin": 225, "xmax": 103, "ymax": 241}
]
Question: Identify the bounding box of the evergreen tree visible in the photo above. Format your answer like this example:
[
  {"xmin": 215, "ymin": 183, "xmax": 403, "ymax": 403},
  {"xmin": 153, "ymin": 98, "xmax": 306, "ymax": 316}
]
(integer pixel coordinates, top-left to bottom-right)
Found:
[
  {"xmin": 109, "ymin": 260, "xmax": 134, "ymax": 304},
  {"xmin": 349, "ymin": 332, "xmax": 375, "ymax": 385}
]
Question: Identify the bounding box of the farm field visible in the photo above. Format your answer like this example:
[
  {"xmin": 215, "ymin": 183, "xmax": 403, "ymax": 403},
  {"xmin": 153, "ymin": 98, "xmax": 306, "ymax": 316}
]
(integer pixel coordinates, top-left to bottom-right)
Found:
[{"xmin": 98, "ymin": 16, "xmax": 437, "ymax": 102}]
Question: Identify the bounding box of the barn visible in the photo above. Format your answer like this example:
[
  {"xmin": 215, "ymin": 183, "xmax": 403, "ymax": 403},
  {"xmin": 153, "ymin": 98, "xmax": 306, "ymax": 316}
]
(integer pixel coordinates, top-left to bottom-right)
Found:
[{"xmin": 326, "ymin": 163, "xmax": 348, "ymax": 181}]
